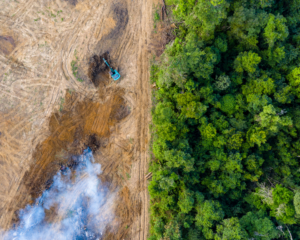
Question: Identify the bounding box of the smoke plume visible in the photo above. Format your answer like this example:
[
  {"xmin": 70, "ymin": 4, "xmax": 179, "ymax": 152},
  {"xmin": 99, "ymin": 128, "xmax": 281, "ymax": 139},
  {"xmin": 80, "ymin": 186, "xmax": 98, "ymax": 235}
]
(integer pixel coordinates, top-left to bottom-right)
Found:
[{"xmin": 1, "ymin": 148, "xmax": 114, "ymax": 240}]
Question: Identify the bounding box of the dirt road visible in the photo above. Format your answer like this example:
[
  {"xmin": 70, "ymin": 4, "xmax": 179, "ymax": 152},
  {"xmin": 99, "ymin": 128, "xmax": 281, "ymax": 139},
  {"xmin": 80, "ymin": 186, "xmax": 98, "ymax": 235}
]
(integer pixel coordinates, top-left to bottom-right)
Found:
[{"xmin": 0, "ymin": 0, "xmax": 158, "ymax": 238}]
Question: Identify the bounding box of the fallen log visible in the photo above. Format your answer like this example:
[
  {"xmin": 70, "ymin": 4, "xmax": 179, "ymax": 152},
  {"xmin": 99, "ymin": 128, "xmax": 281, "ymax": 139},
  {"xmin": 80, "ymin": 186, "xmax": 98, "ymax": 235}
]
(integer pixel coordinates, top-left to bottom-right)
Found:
[
  {"xmin": 161, "ymin": 0, "xmax": 168, "ymax": 21},
  {"xmin": 145, "ymin": 172, "xmax": 153, "ymax": 180}
]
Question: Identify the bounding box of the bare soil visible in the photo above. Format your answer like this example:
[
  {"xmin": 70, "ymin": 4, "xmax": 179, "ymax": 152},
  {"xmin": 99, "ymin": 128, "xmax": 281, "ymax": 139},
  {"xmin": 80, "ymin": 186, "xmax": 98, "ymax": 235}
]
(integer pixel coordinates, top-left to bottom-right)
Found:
[
  {"xmin": 0, "ymin": 0, "xmax": 167, "ymax": 238},
  {"xmin": 88, "ymin": 52, "xmax": 111, "ymax": 87},
  {"xmin": 0, "ymin": 36, "xmax": 16, "ymax": 56}
]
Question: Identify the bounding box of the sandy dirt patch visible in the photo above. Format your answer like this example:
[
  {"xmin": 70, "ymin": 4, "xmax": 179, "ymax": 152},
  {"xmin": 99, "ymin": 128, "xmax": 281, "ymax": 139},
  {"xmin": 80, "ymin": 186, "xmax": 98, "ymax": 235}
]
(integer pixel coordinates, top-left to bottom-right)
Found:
[{"xmin": 0, "ymin": 0, "xmax": 164, "ymax": 238}]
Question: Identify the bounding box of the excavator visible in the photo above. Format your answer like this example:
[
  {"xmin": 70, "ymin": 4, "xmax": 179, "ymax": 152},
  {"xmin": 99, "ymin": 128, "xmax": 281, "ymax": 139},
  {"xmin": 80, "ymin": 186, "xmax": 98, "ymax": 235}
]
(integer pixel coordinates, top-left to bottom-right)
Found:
[{"xmin": 103, "ymin": 58, "xmax": 120, "ymax": 81}]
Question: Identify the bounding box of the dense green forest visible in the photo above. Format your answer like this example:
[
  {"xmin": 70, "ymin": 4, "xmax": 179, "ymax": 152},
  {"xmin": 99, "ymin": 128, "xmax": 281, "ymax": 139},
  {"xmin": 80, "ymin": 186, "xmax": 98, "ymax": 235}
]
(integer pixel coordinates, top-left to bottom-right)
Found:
[{"xmin": 149, "ymin": 0, "xmax": 300, "ymax": 239}]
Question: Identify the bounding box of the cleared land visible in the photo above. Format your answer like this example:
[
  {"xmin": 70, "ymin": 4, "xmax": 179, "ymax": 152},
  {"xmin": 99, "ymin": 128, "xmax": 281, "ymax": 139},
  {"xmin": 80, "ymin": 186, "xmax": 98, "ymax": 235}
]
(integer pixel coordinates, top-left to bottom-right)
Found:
[{"xmin": 0, "ymin": 0, "xmax": 161, "ymax": 238}]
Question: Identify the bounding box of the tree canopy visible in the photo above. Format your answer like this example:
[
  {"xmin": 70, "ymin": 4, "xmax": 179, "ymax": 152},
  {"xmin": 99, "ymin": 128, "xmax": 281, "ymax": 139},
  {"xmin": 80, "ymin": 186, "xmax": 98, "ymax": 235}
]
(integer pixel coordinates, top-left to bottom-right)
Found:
[{"xmin": 149, "ymin": 0, "xmax": 300, "ymax": 239}]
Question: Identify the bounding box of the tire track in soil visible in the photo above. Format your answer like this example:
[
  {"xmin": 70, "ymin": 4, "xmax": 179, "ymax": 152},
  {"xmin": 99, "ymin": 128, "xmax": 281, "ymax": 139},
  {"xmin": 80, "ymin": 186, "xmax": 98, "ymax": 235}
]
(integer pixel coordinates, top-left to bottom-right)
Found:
[
  {"xmin": 0, "ymin": 0, "xmax": 157, "ymax": 238},
  {"xmin": 130, "ymin": 0, "xmax": 158, "ymax": 238}
]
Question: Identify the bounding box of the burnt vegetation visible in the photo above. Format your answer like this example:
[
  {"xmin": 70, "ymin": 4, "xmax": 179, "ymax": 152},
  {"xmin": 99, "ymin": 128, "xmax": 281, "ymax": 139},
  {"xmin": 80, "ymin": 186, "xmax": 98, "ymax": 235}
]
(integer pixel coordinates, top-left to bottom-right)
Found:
[{"xmin": 88, "ymin": 52, "xmax": 110, "ymax": 87}]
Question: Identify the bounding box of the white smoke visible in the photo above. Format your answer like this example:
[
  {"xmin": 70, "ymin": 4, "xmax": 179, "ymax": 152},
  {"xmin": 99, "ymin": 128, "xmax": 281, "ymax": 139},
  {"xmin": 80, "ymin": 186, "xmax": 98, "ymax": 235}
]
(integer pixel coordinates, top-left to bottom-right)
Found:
[{"xmin": 1, "ymin": 148, "xmax": 114, "ymax": 240}]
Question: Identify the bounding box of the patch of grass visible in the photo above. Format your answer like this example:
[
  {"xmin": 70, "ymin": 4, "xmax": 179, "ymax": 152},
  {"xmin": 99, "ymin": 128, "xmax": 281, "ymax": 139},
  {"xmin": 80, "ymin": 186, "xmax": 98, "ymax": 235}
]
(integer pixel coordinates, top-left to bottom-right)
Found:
[
  {"xmin": 126, "ymin": 172, "xmax": 131, "ymax": 180},
  {"xmin": 153, "ymin": 4, "xmax": 161, "ymax": 29},
  {"xmin": 154, "ymin": 10, "xmax": 160, "ymax": 22},
  {"xmin": 150, "ymin": 54, "xmax": 159, "ymax": 84},
  {"xmin": 71, "ymin": 61, "xmax": 83, "ymax": 82},
  {"xmin": 46, "ymin": 9, "xmax": 58, "ymax": 18},
  {"xmin": 59, "ymin": 97, "xmax": 65, "ymax": 112},
  {"xmin": 39, "ymin": 41, "xmax": 48, "ymax": 48},
  {"xmin": 3, "ymin": 72, "xmax": 9, "ymax": 82},
  {"xmin": 71, "ymin": 50, "xmax": 84, "ymax": 82}
]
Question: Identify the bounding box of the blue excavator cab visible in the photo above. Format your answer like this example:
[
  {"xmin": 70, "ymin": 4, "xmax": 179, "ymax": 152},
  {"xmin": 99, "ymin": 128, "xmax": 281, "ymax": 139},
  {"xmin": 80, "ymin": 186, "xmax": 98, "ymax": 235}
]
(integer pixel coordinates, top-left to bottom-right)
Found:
[{"xmin": 103, "ymin": 58, "xmax": 120, "ymax": 81}]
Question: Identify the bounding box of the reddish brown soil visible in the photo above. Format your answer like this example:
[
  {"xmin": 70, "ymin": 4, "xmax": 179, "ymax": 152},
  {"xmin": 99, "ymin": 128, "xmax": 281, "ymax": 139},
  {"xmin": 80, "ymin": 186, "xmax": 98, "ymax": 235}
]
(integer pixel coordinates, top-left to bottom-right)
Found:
[{"xmin": 6, "ymin": 88, "xmax": 134, "ymax": 234}]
